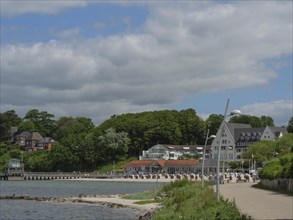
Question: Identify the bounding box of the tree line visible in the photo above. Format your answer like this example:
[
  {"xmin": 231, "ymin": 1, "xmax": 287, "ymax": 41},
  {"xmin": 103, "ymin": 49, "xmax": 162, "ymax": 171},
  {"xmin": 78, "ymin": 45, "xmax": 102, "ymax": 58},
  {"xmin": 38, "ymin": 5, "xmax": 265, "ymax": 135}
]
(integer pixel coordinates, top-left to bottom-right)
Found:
[{"xmin": 0, "ymin": 108, "xmax": 292, "ymax": 172}]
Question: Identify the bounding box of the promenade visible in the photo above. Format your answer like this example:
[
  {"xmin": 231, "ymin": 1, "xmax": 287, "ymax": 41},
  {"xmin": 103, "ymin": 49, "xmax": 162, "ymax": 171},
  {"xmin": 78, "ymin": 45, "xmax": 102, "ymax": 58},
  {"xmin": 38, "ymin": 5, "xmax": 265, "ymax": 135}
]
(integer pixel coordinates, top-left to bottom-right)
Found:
[{"xmin": 218, "ymin": 181, "xmax": 293, "ymax": 220}]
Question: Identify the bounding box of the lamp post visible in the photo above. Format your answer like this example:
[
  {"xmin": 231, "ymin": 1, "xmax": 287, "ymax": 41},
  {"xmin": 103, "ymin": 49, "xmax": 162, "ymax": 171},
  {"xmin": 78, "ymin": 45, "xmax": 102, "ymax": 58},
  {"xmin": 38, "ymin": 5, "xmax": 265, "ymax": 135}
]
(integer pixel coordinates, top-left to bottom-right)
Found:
[
  {"xmin": 201, "ymin": 128, "xmax": 216, "ymax": 188},
  {"xmin": 216, "ymin": 98, "xmax": 241, "ymax": 203}
]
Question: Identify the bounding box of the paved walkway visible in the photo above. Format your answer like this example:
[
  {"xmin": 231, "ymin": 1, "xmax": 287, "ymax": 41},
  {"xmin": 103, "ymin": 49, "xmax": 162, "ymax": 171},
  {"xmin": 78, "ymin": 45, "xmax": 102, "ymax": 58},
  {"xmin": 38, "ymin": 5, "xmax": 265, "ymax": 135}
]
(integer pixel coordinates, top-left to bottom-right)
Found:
[{"xmin": 216, "ymin": 181, "xmax": 293, "ymax": 220}]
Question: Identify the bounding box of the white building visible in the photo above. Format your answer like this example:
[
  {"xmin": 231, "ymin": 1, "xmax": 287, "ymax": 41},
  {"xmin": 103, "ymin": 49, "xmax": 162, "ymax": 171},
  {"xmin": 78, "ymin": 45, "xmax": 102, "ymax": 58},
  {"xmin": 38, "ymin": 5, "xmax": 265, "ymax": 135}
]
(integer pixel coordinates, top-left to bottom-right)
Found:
[
  {"xmin": 140, "ymin": 144, "xmax": 207, "ymax": 160},
  {"xmin": 211, "ymin": 122, "xmax": 288, "ymax": 162}
]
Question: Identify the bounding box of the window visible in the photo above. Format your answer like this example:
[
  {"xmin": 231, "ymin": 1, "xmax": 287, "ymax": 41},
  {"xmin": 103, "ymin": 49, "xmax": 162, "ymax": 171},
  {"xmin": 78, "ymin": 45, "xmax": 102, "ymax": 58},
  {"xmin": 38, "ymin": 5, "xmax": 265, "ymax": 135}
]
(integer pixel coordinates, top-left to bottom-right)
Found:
[
  {"xmin": 237, "ymin": 155, "xmax": 241, "ymax": 159},
  {"xmin": 236, "ymin": 149, "xmax": 241, "ymax": 152},
  {"xmin": 214, "ymin": 154, "xmax": 218, "ymax": 159},
  {"xmin": 229, "ymin": 154, "xmax": 233, "ymax": 159}
]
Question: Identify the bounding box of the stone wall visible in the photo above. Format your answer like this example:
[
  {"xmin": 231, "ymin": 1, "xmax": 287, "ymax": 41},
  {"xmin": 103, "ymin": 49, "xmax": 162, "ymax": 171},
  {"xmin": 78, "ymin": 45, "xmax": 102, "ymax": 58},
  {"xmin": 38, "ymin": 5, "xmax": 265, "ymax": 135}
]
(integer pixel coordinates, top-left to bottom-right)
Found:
[{"xmin": 260, "ymin": 179, "xmax": 293, "ymax": 192}]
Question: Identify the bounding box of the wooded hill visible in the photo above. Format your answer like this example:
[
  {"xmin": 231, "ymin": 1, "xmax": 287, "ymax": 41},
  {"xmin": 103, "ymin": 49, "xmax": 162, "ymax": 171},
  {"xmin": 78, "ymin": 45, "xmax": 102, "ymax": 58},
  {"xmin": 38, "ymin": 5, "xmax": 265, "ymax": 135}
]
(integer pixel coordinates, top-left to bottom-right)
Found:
[{"xmin": 0, "ymin": 108, "xmax": 291, "ymax": 172}]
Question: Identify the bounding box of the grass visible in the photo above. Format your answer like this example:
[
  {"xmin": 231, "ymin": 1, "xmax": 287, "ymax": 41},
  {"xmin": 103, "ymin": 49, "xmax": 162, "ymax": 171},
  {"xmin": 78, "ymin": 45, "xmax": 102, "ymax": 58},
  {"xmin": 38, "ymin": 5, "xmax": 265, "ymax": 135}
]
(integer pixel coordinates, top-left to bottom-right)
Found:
[
  {"xmin": 152, "ymin": 179, "xmax": 252, "ymax": 220},
  {"xmin": 96, "ymin": 157, "xmax": 136, "ymax": 173},
  {"xmin": 133, "ymin": 200, "xmax": 160, "ymax": 205},
  {"xmin": 121, "ymin": 179, "xmax": 252, "ymax": 219},
  {"xmin": 122, "ymin": 188, "xmax": 161, "ymax": 200}
]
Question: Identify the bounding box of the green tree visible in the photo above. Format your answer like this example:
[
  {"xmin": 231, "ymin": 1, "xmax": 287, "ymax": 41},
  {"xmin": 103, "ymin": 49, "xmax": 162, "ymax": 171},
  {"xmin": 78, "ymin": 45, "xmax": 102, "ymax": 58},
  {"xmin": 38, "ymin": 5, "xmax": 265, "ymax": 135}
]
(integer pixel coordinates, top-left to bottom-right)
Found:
[
  {"xmin": 259, "ymin": 115, "xmax": 274, "ymax": 127},
  {"xmin": 96, "ymin": 109, "xmax": 206, "ymax": 157},
  {"xmin": 25, "ymin": 151, "xmax": 51, "ymax": 172},
  {"xmin": 0, "ymin": 110, "xmax": 21, "ymax": 141},
  {"xmin": 242, "ymin": 134, "xmax": 293, "ymax": 166},
  {"xmin": 18, "ymin": 120, "xmax": 36, "ymax": 132},
  {"xmin": 97, "ymin": 128, "xmax": 130, "ymax": 162},
  {"xmin": 48, "ymin": 144, "xmax": 79, "ymax": 171},
  {"xmin": 24, "ymin": 109, "xmax": 55, "ymax": 136},
  {"xmin": 229, "ymin": 115, "xmax": 262, "ymax": 127},
  {"xmin": 287, "ymin": 116, "xmax": 293, "ymax": 133},
  {"xmin": 205, "ymin": 114, "xmax": 224, "ymax": 138},
  {"xmin": 178, "ymin": 109, "xmax": 205, "ymax": 145},
  {"xmin": 229, "ymin": 115, "xmax": 274, "ymax": 128},
  {"xmin": 53, "ymin": 117, "xmax": 94, "ymax": 170}
]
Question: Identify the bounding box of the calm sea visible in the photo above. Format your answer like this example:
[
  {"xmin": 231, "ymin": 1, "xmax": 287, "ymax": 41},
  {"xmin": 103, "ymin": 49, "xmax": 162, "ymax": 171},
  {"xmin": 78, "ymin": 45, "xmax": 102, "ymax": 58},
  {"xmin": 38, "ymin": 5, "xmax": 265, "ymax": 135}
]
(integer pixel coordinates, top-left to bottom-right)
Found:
[{"xmin": 0, "ymin": 180, "xmax": 164, "ymax": 220}]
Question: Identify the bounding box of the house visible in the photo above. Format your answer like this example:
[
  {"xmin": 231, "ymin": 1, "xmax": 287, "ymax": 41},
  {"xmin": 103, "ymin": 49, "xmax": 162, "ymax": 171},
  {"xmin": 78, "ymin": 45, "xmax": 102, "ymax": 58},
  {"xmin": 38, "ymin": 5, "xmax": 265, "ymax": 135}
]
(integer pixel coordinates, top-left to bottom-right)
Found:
[
  {"xmin": 5, "ymin": 159, "xmax": 24, "ymax": 175},
  {"xmin": 211, "ymin": 122, "xmax": 288, "ymax": 162},
  {"xmin": 140, "ymin": 144, "xmax": 209, "ymax": 160},
  {"xmin": 12, "ymin": 131, "xmax": 56, "ymax": 152},
  {"xmin": 36, "ymin": 137, "xmax": 55, "ymax": 151},
  {"xmin": 24, "ymin": 132, "xmax": 44, "ymax": 152},
  {"xmin": 13, "ymin": 131, "xmax": 31, "ymax": 147},
  {"xmin": 124, "ymin": 159, "xmax": 201, "ymax": 174}
]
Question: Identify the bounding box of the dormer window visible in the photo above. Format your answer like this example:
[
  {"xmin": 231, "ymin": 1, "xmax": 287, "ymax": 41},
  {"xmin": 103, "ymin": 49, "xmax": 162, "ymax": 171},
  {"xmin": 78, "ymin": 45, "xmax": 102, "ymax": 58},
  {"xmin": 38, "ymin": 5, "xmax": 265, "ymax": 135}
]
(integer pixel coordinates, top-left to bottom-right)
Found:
[{"xmin": 245, "ymin": 135, "xmax": 250, "ymax": 141}]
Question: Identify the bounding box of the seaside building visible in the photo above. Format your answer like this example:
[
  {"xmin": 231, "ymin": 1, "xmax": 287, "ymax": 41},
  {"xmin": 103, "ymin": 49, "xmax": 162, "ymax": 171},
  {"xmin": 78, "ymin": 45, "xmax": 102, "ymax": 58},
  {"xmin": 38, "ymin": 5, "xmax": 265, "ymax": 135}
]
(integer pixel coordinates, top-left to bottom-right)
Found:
[
  {"xmin": 139, "ymin": 144, "xmax": 210, "ymax": 160},
  {"xmin": 124, "ymin": 159, "xmax": 202, "ymax": 174},
  {"xmin": 211, "ymin": 123, "xmax": 288, "ymax": 162}
]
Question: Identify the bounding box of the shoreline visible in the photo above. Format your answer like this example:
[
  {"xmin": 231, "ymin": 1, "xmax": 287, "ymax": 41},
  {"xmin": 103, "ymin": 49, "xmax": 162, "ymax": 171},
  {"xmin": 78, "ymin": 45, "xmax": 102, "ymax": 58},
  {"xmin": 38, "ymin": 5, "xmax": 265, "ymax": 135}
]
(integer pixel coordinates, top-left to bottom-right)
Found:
[
  {"xmin": 60, "ymin": 177, "xmax": 173, "ymax": 183},
  {"xmin": 0, "ymin": 193, "xmax": 160, "ymax": 216}
]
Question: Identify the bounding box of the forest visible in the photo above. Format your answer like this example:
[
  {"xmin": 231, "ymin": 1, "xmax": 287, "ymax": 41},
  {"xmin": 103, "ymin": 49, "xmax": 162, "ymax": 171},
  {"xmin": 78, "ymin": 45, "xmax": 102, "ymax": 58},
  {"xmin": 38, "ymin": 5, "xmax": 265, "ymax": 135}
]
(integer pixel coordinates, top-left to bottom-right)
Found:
[{"xmin": 0, "ymin": 108, "xmax": 292, "ymax": 172}]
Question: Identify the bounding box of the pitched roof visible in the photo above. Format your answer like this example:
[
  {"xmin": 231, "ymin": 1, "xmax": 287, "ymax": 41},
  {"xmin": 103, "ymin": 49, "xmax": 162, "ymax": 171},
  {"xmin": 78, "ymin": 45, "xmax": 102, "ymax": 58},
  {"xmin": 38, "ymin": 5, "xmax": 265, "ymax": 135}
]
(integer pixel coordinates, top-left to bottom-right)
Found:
[
  {"xmin": 26, "ymin": 132, "xmax": 43, "ymax": 141},
  {"xmin": 164, "ymin": 160, "xmax": 199, "ymax": 167},
  {"xmin": 15, "ymin": 131, "xmax": 31, "ymax": 138},
  {"xmin": 38, "ymin": 137, "xmax": 55, "ymax": 144},
  {"xmin": 234, "ymin": 127, "xmax": 265, "ymax": 143},
  {"xmin": 268, "ymin": 126, "xmax": 288, "ymax": 137},
  {"xmin": 226, "ymin": 123, "xmax": 252, "ymax": 139},
  {"xmin": 123, "ymin": 160, "xmax": 154, "ymax": 168}
]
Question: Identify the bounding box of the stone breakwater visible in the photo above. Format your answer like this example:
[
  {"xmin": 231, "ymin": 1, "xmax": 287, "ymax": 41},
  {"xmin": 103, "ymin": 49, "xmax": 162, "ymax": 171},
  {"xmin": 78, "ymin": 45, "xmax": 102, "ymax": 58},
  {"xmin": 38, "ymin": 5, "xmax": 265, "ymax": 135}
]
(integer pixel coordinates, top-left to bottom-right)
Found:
[{"xmin": 0, "ymin": 194, "xmax": 158, "ymax": 220}]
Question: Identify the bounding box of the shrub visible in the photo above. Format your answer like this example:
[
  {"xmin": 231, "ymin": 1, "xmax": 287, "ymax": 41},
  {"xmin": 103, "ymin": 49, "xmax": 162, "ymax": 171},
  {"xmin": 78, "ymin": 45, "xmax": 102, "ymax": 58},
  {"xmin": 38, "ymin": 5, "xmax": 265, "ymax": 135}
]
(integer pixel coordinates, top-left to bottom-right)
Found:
[
  {"xmin": 153, "ymin": 180, "xmax": 251, "ymax": 220},
  {"xmin": 259, "ymin": 153, "xmax": 293, "ymax": 180}
]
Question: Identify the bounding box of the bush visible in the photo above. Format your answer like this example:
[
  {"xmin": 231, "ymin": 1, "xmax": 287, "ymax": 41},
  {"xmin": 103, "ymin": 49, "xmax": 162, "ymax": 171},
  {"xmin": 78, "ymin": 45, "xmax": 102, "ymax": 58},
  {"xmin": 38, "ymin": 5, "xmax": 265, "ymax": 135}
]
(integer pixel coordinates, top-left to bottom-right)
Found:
[
  {"xmin": 259, "ymin": 153, "xmax": 293, "ymax": 180},
  {"xmin": 153, "ymin": 180, "xmax": 251, "ymax": 220}
]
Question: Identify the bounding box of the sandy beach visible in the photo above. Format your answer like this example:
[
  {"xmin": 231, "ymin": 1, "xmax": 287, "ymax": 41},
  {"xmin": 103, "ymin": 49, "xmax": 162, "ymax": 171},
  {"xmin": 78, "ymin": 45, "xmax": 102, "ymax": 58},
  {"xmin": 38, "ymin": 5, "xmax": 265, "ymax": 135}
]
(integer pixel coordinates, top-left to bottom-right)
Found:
[{"xmin": 70, "ymin": 194, "xmax": 160, "ymax": 214}]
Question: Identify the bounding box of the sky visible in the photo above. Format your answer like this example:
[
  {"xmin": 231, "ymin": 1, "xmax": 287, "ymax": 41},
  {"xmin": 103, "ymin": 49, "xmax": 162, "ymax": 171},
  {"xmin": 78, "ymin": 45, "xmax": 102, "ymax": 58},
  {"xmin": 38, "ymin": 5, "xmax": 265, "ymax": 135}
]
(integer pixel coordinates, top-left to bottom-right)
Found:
[{"xmin": 1, "ymin": 1, "xmax": 292, "ymax": 126}]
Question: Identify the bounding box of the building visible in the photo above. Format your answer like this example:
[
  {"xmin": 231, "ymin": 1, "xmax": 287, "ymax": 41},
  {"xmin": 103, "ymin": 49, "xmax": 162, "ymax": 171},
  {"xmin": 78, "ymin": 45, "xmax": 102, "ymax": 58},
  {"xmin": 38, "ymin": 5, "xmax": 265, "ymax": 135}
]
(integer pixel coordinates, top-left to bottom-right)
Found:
[
  {"xmin": 140, "ymin": 144, "xmax": 210, "ymax": 160},
  {"xmin": 211, "ymin": 122, "xmax": 288, "ymax": 162},
  {"xmin": 13, "ymin": 131, "xmax": 31, "ymax": 147},
  {"xmin": 25, "ymin": 132, "xmax": 44, "ymax": 152},
  {"xmin": 12, "ymin": 131, "xmax": 56, "ymax": 152},
  {"xmin": 5, "ymin": 159, "xmax": 24, "ymax": 176},
  {"xmin": 124, "ymin": 159, "xmax": 201, "ymax": 174},
  {"xmin": 36, "ymin": 137, "xmax": 55, "ymax": 151}
]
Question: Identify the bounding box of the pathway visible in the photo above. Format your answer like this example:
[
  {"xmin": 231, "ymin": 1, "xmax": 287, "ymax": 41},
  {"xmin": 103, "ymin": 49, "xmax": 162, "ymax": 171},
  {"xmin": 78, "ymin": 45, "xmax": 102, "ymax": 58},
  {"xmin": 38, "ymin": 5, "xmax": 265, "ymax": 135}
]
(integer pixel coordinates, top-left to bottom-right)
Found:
[{"xmin": 217, "ymin": 182, "xmax": 293, "ymax": 220}]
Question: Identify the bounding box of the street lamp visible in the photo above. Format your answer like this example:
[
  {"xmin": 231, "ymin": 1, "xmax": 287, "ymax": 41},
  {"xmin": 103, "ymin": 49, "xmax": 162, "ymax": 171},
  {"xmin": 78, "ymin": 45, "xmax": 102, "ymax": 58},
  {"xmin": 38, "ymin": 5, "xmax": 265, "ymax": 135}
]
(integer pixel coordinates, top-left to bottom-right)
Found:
[
  {"xmin": 216, "ymin": 98, "xmax": 241, "ymax": 203},
  {"xmin": 201, "ymin": 128, "xmax": 216, "ymax": 188}
]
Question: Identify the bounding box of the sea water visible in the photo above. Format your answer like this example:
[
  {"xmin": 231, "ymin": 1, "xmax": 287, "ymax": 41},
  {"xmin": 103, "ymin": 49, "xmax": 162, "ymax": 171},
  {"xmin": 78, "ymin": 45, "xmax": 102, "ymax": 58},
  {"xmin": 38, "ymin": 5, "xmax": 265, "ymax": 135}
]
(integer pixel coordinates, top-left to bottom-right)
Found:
[{"xmin": 0, "ymin": 180, "xmax": 164, "ymax": 220}]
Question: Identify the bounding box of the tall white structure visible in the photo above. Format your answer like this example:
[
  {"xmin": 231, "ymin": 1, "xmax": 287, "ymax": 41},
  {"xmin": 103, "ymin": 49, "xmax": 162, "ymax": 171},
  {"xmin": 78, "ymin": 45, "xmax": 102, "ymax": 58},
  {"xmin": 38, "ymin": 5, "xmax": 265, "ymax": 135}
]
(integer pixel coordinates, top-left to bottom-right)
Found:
[{"xmin": 211, "ymin": 123, "xmax": 288, "ymax": 162}]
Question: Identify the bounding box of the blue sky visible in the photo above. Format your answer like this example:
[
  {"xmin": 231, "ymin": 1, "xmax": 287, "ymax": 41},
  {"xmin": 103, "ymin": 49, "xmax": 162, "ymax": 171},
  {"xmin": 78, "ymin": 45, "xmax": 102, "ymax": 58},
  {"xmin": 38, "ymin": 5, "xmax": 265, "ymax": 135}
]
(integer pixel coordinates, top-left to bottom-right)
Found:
[{"xmin": 1, "ymin": 1, "xmax": 292, "ymax": 126}]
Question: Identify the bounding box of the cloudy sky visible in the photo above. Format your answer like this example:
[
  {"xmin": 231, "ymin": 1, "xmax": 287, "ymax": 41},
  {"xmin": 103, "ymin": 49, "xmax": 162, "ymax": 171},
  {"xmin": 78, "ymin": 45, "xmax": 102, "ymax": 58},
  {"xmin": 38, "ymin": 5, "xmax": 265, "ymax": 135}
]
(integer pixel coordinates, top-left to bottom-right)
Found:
[{"xmin": 1, "ymin": 1, "xmax": 292, "ymax": 126}]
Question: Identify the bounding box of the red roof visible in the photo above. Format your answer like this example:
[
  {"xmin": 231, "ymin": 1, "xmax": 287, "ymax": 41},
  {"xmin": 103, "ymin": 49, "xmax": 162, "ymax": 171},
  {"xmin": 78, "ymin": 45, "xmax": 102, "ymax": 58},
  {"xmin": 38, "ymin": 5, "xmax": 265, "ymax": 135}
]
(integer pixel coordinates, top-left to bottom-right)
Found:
[
  {"xmin": 164, "ymin": 160, "xmax": 199, "ymax": 167},
  {"xmin": 123, "ymin": 160, "xmax": 154, "ymax": 168}
]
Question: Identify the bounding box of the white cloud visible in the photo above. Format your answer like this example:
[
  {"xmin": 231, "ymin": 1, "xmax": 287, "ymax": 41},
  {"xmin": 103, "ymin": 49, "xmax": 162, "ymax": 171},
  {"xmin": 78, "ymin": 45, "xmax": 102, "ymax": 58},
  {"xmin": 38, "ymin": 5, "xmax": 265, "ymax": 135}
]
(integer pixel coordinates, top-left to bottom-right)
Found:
[
  {"xmin": 240, "ymin": 100, "xmax": 293, "ymax": 126},
  {"xmin": 1, "ymin": 2, "xmax": 292, "ymax": 124},
  {"xmin": 1, "ymin": 1, "xmax": 87, "ymax": 16}
]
